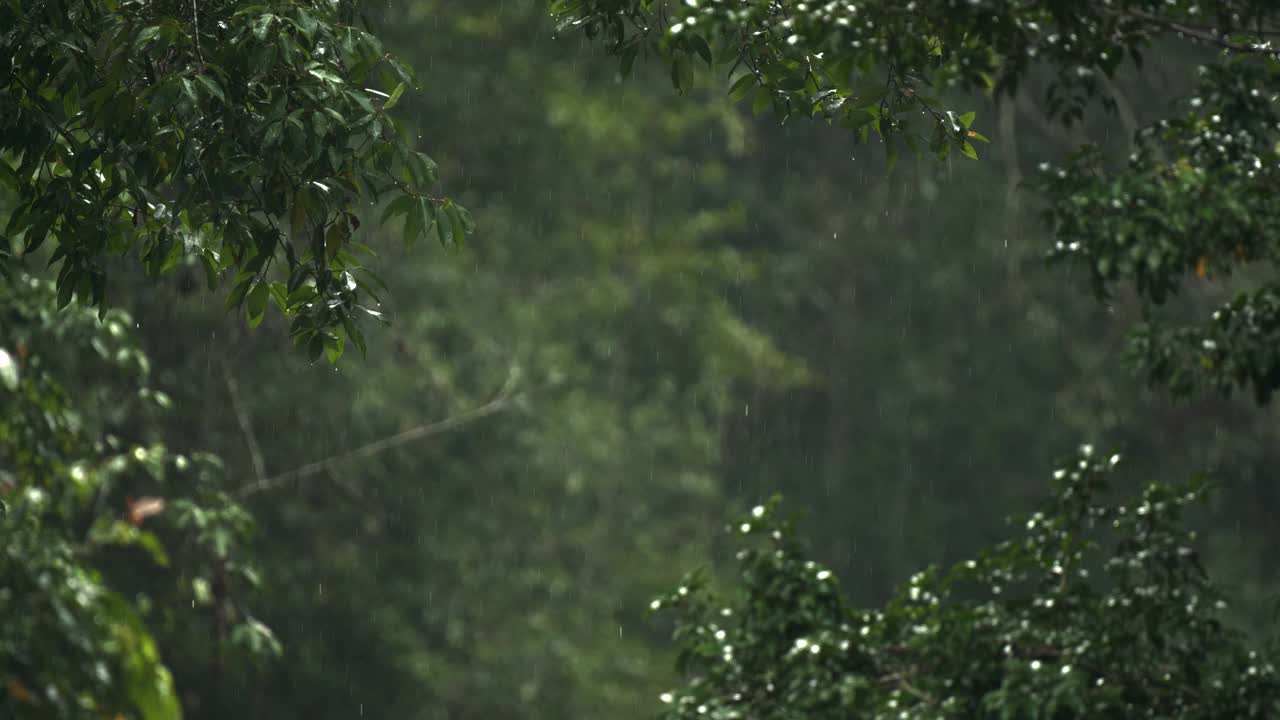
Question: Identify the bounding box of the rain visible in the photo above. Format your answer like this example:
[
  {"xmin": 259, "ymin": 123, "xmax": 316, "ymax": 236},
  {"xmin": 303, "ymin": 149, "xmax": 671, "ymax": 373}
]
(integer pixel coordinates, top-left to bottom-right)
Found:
[{"xmin": 4, "ymin": 1, "xmax": 1280, "ymax": 718}]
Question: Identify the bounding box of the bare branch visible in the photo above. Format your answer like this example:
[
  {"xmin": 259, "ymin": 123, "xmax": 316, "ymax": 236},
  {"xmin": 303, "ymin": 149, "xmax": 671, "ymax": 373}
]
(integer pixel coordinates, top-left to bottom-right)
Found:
[
  {"xmin": 223, "ymin": 360, "xmax": 268, "ymax": 487},
  {"xmin": 235, "ymin": 366, "xmax": 520, "ymax": 498}
]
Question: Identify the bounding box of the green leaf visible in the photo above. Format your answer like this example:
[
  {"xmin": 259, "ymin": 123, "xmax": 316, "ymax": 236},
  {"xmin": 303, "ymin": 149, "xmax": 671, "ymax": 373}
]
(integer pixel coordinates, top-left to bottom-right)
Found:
[
  {"xmin": 728, "ymin": 73, "xmax": 756, "ymax": 102},
  {"xmin": 752, "ymin": 87, "xmax": 772, "ymax": 115},
  {"xmin": 403, "ymin": 198, "xmax": 424, "ymax": 246},
  {"xmin": 308, "ymin": 65, "xmax": 344, "ymax": 85},
  {"xmin": 290, "ymin": 194, "xmax": 308, "ymax": 236},
  {"xmin": 306, "ymin": 334, "xmax": 325, "ymax": 363},
  {"xmin": 293, "ymin": 7, "xmax": 319, "ymax": 39},
  {"xmin": 252, "ymin": 13, "xmax": 276, "ymax": 41},
  {"xmin": 286, "ymin": 282, "xmax": 317, "ymax": 307},
  {"xmin": 383, "ymin": 81, "xmax": 406, "ymax": 111},
  {"xmin": 435, "ymin": 205, "xmax": 454, "ymax": 247},
  {"xmin": 90, "ymin": 520, "xmax": 171, "ymax": 567},
  {"xmin": 102, "ymin": 596, "xmax": 182, "ymax": 720},
  {"xmin": 0, "ymin": 158, "xmax": 20, "ymax": 191},
  {"xmin": 246, "ymin": 282, "xmax": 269, "ymax": 329},
  {"xmin": 343, "ymin": 318, "xmax": 368, "ymax": 357},
  {"xmin": 263, "ymin": 121, "xmax": 283, "ymax": 148},
  {"xmin": 194, "ymin": 75, "xmax": 226, "ymax": 105},
  {"xmin": 231, "ymin": 618, "xmax": 282, "ymax": 658},
  {"xmin": 447, "ymin": 204, "xmax": 467, "ymax": 247},
  {"xmin": 381, "ymin": 193, "xmax": 415, "ymax": 225},
  {"xmin": 455, "ymin": 204, "xmax": 476, "ymax": 234},
  {"xmin": 672, "ymin": 56, "xmax": 694, "ymax": 93},
  {"xmin": 689, "ymin": 35, "xmax": 713, "ymax": 66},
  {"xmin": 413, "ymin": 198, "xmax": 437, "ymax": 246},
  {"xmin": 180, "ymin": 78, "xmax": 199, "ymax": 106},
  {"xmin": 325, "ymin": 218, "xmax": 350, "ymax": 262},
  {"xmin": 958, "ymin": 110, "xmax": 976, "ymax": 129},
  {"xmin": 57, "ymin": 275, "xmax": 75, "ymax": 309},
  {"xmin": 409, "ymin": 152, "xmax": 439, "ymax": 187},
  {"xmin": 619, "ymin": 43, "xmax": 640, "ymax": 78},
  {"xmin": 324, "ymin": 330, "xmax": 345, "ymax": 363},
  {"xmin": 200, "ymin": 254, "xmax": 220, "ymax": 291},
  {"xmin": 225, "ymin": 274, "xmax": 253, "ymax": 310},
  {"xmin": 960, "ymin": 141, "xmax": 979, "ymax": 160},
  {"xmin": 134, "ymin": 25, "xmax": 161, "ymax": 50}
]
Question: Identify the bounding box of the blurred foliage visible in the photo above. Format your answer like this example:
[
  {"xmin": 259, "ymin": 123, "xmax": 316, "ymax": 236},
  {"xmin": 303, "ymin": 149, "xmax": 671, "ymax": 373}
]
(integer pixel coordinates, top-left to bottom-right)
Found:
[
  {"xmin": 92, "ymin": 3, "xmax": 805, "ymax": 717},
  {"xmin": 0, "ymin": 273, "xmax": 271, "ymax": 718}
]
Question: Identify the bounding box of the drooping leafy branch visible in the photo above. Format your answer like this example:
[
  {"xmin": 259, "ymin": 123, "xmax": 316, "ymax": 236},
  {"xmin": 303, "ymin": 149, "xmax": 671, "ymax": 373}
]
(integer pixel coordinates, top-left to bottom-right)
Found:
[
  {"xmin": 554, "ymin": 0, "xmax": 1280, "ymax": 401},
  {"xmin": 0, "ymin": 0, "xmax": 473, "ymax": 361},
  {"xmin": 554, "ymin": 1, "xmax": 1274, "ymax": 156}
]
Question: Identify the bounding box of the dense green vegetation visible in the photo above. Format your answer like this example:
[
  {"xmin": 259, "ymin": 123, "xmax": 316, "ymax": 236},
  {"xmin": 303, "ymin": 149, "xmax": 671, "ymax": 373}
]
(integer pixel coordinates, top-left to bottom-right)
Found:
[{"xmin": 4, "ymin": 1, "xmax": 1280, "ymax": 718}]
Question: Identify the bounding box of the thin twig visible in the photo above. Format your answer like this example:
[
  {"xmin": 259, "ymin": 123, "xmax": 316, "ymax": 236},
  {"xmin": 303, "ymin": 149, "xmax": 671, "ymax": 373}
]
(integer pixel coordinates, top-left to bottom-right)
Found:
[
  {"xmin": 222, "ymin": 360, "xmax": 267, "ymax": 487},
  {"xmin": 191, "ymin": 0, "xmax": 205, "ymax": 64},
  {"xmin": 236, "ymin": 367, "xmax": 519, "ymax": 498},
  {"xmin": 876, "ymin": 670, "xmax": 935, "ymax": 704}
]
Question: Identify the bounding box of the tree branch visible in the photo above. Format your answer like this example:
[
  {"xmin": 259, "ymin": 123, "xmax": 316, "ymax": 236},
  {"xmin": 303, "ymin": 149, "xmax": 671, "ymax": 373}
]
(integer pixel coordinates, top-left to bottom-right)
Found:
[
  {"xmin": 235, "ymin": 366, "xmax": 519, "ymax": 498},
  {"xmin": 223, "ymin": 360, "xmax": 267, "ymax": 487},
  {"xmin": 1109, "ymin": 7, "xmax": 1279, "ymax": 56}
]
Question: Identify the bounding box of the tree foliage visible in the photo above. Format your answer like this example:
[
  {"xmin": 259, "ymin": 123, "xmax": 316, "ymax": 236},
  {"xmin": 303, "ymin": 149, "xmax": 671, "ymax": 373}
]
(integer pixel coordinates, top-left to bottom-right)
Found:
[
  {"xmin": 556, "ymin": 0, "xmax": 1280, "ymax": 401},
  {"xmin": 0, "ymin": 0, "xmax": 470, "ymax": 360},
  {"xmin": 655, "ymin": 448, "xmax": 1280, "ymax": 718},
  {"xmin": 1, "ymin": 272, "xmax": 271, "ymax": 719}
]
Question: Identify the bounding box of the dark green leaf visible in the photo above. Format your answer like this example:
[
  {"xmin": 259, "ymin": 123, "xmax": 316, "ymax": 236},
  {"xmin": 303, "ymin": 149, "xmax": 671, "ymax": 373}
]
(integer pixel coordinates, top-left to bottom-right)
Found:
[
  {"xmin": 728, "ymin": 73, "xmax": 756, "ymax": 101},
  {"xmin": 246, "ymin": 282, "xmax": 269, "ymax": 329}
]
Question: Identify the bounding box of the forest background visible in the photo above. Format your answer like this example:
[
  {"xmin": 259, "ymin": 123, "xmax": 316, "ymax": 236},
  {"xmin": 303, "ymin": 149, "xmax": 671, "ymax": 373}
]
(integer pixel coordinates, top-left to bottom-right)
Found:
[{"xmin": 4, "ymin": 1, "xmax": 1280, "ymax": 718}]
